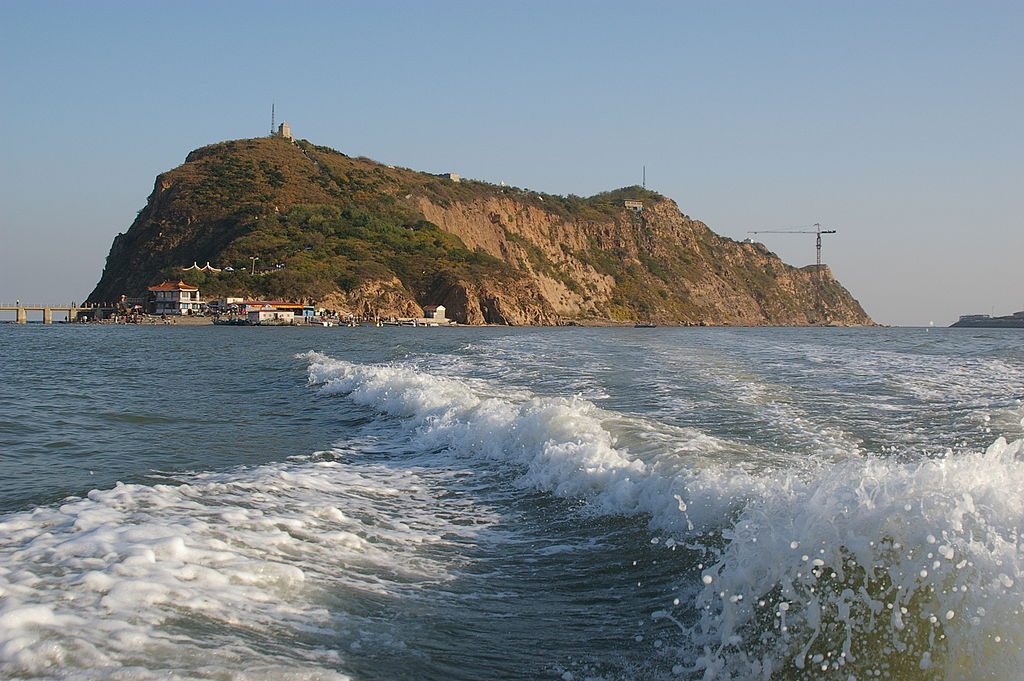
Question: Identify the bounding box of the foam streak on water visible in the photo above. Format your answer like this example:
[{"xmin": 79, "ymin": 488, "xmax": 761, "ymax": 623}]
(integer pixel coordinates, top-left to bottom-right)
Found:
[
  {"xmin": 304, "ymin": 351, "xmax": 1024, "ymax": 680},
  {"xmin": 0, "ymin": 453, "xmax": 494, "ymax": 680},
  {"xmin": 4, "ymin": 326, "xmax": 1024, "ymax": 680}
]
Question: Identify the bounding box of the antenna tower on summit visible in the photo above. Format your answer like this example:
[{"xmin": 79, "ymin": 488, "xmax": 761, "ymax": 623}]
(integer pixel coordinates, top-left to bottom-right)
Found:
[{"xmin": 270, "ymin": 103, "xmax": 275, "ymax": 136}]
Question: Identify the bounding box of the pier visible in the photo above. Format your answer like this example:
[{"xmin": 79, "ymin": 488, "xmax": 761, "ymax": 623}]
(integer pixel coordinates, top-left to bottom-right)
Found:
[{"xmin": 0, "ymin": 304, "xmax": 91, "ymax": 324}]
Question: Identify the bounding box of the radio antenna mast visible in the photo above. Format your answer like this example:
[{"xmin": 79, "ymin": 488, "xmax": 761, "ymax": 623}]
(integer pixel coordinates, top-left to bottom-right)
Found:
[{"xmin": 270, "ymin": 103, "xmax": 275, "ymax": 135}]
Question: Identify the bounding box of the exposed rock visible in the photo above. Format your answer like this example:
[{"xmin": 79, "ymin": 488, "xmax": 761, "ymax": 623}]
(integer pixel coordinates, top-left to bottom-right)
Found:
[
  {"xmin": 86, "ymin": 136, "xmax": 873, "ymax": 326},
  {"xmin": 319, "ymin": 278, "xmax": 422, "ymax": 319}
]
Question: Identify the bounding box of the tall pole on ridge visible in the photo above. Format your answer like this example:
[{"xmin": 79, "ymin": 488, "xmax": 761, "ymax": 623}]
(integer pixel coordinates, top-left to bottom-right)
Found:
[{"xmin": 815, "ymin": 223, "xmax": 822, "ymax": 268}]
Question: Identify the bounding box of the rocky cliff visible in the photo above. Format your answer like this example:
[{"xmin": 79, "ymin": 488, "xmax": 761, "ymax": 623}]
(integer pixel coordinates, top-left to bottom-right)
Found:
[{"xmin": 88, "ymin": 136, "xmax": 872, "ymax": 326}]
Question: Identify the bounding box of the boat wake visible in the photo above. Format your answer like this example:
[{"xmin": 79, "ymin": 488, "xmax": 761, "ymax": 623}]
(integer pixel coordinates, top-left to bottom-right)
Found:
[
  {"xmin": 0, "ymin": 450, "xmax": 494, "ymax": 680},
  {"xmin": 305, "ymin": 352, "xmax": 1024, "ymax": 680}
]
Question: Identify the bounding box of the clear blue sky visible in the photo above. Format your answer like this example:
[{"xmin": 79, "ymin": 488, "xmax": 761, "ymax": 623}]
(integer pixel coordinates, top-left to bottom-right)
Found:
[{"xmin": 1, "ymin": 1, "xmax": 1020, "ymax": 325}]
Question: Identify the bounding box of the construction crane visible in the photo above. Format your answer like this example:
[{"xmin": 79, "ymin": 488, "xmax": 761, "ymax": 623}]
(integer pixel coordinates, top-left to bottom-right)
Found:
[{"xmin": 747, "ymin": 223, "xmax": 837, "ymax": 268}]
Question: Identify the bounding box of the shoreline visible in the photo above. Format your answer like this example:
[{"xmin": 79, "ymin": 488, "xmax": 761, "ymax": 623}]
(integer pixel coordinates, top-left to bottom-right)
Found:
[{"xmin": 0, "ymin": 317, "xmax": 884, "ymax": 329}]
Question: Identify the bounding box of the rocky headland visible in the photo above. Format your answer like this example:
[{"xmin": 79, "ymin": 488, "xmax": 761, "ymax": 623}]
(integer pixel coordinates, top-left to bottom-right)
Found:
[{"xmin": 88, "ymin": 136, "xmax": 872, "ymax": 326}]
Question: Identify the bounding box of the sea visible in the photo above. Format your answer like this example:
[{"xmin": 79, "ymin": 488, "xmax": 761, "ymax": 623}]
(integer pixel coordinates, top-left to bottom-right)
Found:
[{"xmin": 1, "ymin": 324, "xmax": 1023, "ymax": 681}]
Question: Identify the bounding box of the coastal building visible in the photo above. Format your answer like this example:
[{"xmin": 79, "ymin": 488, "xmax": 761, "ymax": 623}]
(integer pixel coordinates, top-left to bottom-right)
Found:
[
  {"xmin": 239, "ymin": 300, "xmax": 315, "ymax": 321},
  {"xmin": 147, "ymin": 280, "xmax": 204, "ymax": 315},
  {"xmin": 623, "ymin": 200, "xmax": 644, "ymax": 213},
  {"xmin": 423, "ymin": 305, "xmax": 447, "ymax": 321},
  {"xmin": 208, "ymin": 297, "xmax": 244, "ymax": 314},
  {"xmin": 247, "ymin": 305, "xmax": 296, "ymax": 325}
]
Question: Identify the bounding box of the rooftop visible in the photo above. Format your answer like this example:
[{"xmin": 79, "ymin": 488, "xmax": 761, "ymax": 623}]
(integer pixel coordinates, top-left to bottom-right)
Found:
[{"xmin": 148, "ymin": 280, "xmax": 199, "ymax": 292}]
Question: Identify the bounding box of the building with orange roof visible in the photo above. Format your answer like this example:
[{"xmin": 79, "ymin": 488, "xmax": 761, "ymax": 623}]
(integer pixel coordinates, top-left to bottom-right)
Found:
[{"xmin": 147, "ymin": 280, "xmax": 204, "ymax": 315}]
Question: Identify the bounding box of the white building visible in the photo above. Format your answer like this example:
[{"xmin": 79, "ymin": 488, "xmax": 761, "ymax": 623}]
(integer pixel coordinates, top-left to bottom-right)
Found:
[
  {"xmin": 148, "ymin": 280, "xmax": 204, "ymax": 315},
  {"xmin": 247, "ymin": 305, "xmax": 295, "ymax": 325},
  {"xmin": 423, "ymin": 305, "xmax": 447, "ymax": 321},
  {"xmin": 273, "ymin": 122, "xmax": 294, "ymax": 141}
]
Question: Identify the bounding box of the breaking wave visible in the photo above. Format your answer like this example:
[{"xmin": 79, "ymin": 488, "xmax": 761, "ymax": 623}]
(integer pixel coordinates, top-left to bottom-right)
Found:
[{"xmin": 305, "ymin": 352, "xmax": 1024, "ymax": 680}]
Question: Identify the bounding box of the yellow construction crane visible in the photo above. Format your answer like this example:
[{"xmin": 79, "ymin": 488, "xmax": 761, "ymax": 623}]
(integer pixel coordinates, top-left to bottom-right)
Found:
[{"xmin": 747, "ymin": 223, "xmax": 837, "ymax": 268}]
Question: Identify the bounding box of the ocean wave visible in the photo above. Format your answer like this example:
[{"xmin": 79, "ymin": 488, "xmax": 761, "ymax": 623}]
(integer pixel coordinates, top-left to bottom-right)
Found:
[
  {"xmin": 303, "ymin": 352, "xmax": 771, "ymax": 534},
  {"xmin": 0, "ymin": 454, "xmax": 493, "ymax": 679},
  {"xmin": 681, "ymin": 435, "xmax": 1024, "ymax": 679},
  {"xmin": 304, "ymin": 353, "xmax": 1024, "ymax": 680}
]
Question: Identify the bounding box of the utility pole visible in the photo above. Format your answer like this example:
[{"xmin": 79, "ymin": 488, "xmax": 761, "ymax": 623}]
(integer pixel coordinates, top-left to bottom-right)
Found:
[{"xmin": 250, "ymin": 256, "xmax": 260, "ymax": 275}]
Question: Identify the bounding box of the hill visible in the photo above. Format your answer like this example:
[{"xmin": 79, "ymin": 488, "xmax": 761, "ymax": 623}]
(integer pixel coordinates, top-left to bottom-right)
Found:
[{"xmin": 87, "ymin": 136, "xmax": 873, "ymax": 326}]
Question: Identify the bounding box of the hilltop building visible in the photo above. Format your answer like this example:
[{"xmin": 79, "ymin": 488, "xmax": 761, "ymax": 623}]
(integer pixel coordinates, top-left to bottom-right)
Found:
[{"xmin": 273, "ymin": 122, "xmax": 294, "ymax": 141}]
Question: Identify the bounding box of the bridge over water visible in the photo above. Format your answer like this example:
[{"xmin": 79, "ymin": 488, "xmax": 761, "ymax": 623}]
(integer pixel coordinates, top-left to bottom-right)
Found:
[{"xmin": 0, "ymin": 304, "xmax": 92, "ymax": 324}]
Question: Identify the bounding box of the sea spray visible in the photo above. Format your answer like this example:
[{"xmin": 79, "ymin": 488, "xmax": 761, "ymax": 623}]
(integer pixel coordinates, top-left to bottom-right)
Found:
[
  {"xmin": 682, "ymin": 436, "xmax": 1024, "ymax": 680},
  {"xmin": 305, "ymin": 353, "xmax": 1024, "ymax": 680},
  {"xmin": 304, "ymin": 352, "xmax": 768, "ymax": 534},
  {"xmin": 0, "ymin": 455, "xmax": 491, "ymax": 679}
]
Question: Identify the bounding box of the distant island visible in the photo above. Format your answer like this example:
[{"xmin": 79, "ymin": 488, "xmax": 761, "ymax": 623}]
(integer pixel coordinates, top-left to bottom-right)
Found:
[
  {"xmin": 87, "ymin": 127, "xmax": 873, "ymax": 326},
  {"xmin": 950, "ymin": 311, "xmax": 1024, "ymax": 328}
]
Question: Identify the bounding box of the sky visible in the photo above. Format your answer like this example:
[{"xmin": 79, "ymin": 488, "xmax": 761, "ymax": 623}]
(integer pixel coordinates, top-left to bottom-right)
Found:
[{"xmin": 1, "ymin": 1, "xmax": 1020, "ymax": 326}]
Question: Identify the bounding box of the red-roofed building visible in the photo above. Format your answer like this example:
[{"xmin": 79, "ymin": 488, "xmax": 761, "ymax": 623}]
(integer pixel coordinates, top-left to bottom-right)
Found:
[{"xmin": 147, "ymin": 280, "xmax": 204, "ymax": 315}]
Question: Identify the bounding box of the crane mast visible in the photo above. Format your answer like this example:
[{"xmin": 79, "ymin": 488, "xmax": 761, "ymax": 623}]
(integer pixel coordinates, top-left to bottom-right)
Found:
[
  {"xmin": 747, "ymin": 223, "xmax": 837, "ymax": 268},
  {"xmin": 746, "ymin": 223, "xmax": 838, "ymax": 323}
]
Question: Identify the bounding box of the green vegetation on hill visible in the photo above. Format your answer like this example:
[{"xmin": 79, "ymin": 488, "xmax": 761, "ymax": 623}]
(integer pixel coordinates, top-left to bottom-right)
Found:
[
  {"xmin": 90, "ymin": 137, "xmax": 665, "ymax": 304},
  {"xmin": 167, "ymin": 203, "xmax": 509, "ymax": 301},
  {"xmin": 88, "ymin": 135, "xmax": 871, "ymax": 326}
]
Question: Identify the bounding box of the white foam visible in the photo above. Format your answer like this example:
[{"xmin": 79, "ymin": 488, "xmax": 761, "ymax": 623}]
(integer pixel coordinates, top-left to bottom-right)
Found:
[
  {"xmin": 0, "ymin": 456, "xmax": 494, "ymax": 679},
  {"xmin": 683, "ymin": 436, "xmax": 1024, "ymax": 679},
  {"xmin": 304, "ymin": 352, "xmax": 768, "ymax": 533},
  {"xmin": 304, "ymin": 353, "xmax": 1024, "ymax": 680}
]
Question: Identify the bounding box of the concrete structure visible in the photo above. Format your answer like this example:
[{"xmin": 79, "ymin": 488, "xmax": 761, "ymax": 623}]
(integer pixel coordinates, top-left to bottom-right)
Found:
[
  {"xmin": 273, "ymin": 122, "xmax": 293, "ymax": 141},
  {"xmin": 239, "ymin": 300, "xmax": 315, "ymax": 321},
  {"xmin": 182, "ymin": 261, "xmax": 221, "ymax": 272},
  {"xmin": 623, "ymin": 200, "xmax": 644, "ymax": 212},
  {"xmin": 445, "ymin": 173, "xmax": 461, "ymax": 183},
  {"xmin": 247, "ymin": 305, "xmax": 295, "ymax": 325},
  {"xmin": 209, "ymin": 297, "xmax": 244, "ymax": 313},
  {"xmin": 423, "ymin": 305, "xmax": 447, "ymax": 321},
  {"xmin": 0, "ymin": 304, "xmax": 89, "ymax": 324},
  {"xmin": 147, "ymin": 280, "xmax": 204, "ymax": 315}
]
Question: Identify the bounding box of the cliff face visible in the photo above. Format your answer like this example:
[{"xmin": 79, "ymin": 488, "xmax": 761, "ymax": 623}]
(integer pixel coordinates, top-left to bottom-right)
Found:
[
  {"xmin": 88, "ymin": 137, "xmax": 872, "ymax": 326},
  {"xmin": 415, "ymin": 196, "xmax": 871, "ymax": 326}
]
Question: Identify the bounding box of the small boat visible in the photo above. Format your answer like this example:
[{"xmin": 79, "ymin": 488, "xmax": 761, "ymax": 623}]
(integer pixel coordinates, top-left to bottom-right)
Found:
[{"xmin": 634, "ymin": 322, "xmax": 657, "ymax": 328}]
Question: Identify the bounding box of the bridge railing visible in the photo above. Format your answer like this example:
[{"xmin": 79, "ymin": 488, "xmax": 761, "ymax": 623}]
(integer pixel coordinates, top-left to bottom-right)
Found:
[{"xmin": 0, "ymin": 303, "xmax": 95, "ymax": 308}]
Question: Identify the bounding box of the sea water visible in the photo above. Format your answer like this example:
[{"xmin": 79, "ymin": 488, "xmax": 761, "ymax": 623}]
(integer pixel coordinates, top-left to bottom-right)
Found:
[{"xmin": 1, "ymin": 325, "xmax": 1022, "ymax": 680}]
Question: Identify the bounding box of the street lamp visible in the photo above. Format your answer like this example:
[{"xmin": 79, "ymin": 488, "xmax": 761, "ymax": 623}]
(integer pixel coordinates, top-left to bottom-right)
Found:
[{"xmin": 249, "ymin": 256, "xmax": 260, "ymax": 275}]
